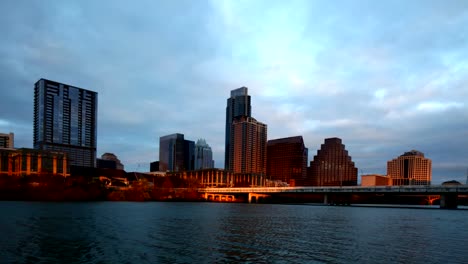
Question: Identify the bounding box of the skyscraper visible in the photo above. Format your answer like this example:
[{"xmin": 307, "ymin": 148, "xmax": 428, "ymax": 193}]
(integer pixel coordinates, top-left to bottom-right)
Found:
[
  {"xmin": 225, "ymin": 87, "xmax": 251, "ymax": 170},
  {"xmin": 33, "ymin": 78, "xmax": 97, "ymax": 167},
  {"xmin": 0, "ymin": 132, "xmax": 14, "ymax": 148},
  {"xmin": 230, "ymin": 116, "xmax": 267, "ymax": 174},
  {"xmin": 159, "ymin": 133, "xmax": 194, "ymax": 172},
  {"xmin": 194, "ymin": 139, "xmax": 214, "ymax": 170},
  {"xmin": 387, "ymin": 150, "xmax": 432, "ymax": 185},
  {"xmin": 267, "ymin": 136, "xmax": 308, "ymax": 186},
  {"xmin": 308, "ymin": 137, "xmax": 357, "ymax": 186}
]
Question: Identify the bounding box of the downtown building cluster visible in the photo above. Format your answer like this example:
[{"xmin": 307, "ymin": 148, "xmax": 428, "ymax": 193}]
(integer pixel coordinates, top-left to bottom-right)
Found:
[{"xmin": 0, "ymin": 79, "xmax": 432, "ymax": 187}]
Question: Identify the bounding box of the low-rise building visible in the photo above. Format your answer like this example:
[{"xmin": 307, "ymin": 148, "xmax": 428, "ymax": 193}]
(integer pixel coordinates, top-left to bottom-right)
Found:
[
  {"xmin": 0, "ymin": 148, "xmax": 69, "ymax": 176},
  {"xmin": 361, "ymin": 174, "xmax": 391, "ymax": 186}
]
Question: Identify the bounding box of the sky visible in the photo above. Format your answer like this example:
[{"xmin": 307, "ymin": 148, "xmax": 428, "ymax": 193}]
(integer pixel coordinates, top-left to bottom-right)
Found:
[{"xmin": 1, "ymin": 0, "xmax": 467, "ymax": 184}]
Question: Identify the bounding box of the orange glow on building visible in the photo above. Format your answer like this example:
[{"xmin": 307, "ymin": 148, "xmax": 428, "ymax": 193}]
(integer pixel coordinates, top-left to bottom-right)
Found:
[
  {"xmin": 387, "ymin": 150, "xmax": 431, "ymax": 185},
  {"xmin": 229, "ymin": 116, "xmax": 267, "ymax": 175}
]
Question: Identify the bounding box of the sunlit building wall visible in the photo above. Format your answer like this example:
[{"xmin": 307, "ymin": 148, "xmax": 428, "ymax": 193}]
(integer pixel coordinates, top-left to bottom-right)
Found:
[
  {"xmin": 267, "ymin": 136, "xmax": 308, "ymax": 186},
  {"xmin": 225, "ymin": 87, "xmax": 251, "ymax": 170},
  {"xmin": 361, "ymin": 174, "xmax": 391, "ymax": 186},
  {"xmin": 33, "ymin": 79, "xmax": 97, "ymax": 167},
  {"xmin": 387, "ymin": 150, "xmax": 431, "ymax": 185},
  {"xmin": 230, "ymin": 116, "xmax": 267, "ymax": 175},
  {"xmin": 308, "ymin": 137, "xmax": 358, "ymax": 186}
]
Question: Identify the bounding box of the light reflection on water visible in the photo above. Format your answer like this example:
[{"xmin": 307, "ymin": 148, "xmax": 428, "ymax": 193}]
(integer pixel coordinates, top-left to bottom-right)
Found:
[{"xmin": 0, "ymin": 202, "xmax": 467, "ymax": 263}]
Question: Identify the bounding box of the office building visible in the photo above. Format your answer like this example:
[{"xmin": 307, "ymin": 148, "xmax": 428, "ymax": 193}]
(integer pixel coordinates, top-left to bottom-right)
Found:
[
  {"xmin": 308, "ymin": 137, "xmax": 358, "ymax": 186},
  {"xmin": 0, "ymin": 148, "xmax": 69, "ymax": 176},
  {"xmin": 194, "ymin": 139, "xmax": 214, "ymax": 170},
  {"xmin": 230, "ymin": 116, "xmax": 267, "ymax": 175},
  {"xmin": 33, "ymin": 78, "xmax": 97, "ymax": 167},
  {"xmin": 159, "ymin": 133, "xmax": 194, "ymax": 172},
  {"xmin": 225, "ymin": 87, "xmax": 251, "ymax": 170},
  {"xmin": 387, "ymin": 150, "xmax": 431, "ymax": 185},
  {"xmin": 0, "ymin": 132, "xmax": 14, "ymax": 148},
  {"xmin": 267, "ymin": 136, "xmax": 308, "ymax": 186}
]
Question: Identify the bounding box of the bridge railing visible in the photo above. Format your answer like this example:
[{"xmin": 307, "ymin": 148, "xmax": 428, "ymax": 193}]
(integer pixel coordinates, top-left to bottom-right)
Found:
[{"xmin": 198, "ymin": 185, "xmax": 468, "ymax": 194}]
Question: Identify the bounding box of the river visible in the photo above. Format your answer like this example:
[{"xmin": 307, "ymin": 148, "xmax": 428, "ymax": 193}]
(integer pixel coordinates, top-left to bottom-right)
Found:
[{"xmin": 0, "ymin": 202, "xmax": 467, "ymax": 263}]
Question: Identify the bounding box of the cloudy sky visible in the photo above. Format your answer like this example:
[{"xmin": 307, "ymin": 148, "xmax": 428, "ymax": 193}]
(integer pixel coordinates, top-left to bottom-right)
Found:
[{"xmin": 1, "ymin": 0, "xmax": 467, "ymax": 183}]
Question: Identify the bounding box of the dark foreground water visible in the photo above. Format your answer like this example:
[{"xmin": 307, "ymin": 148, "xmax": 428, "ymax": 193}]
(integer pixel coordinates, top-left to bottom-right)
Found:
[{"xmin": 0, "ymin": 202, "xmax": 467, "ymax": 264}]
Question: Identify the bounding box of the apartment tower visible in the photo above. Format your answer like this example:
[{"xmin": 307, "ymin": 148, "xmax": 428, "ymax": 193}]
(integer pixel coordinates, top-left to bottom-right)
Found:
[
  {"xmin": 33, "ymin": 78, "xmax": 97, "ymax": 167},
  {"xmin": 230, "ymin": 116, "xmax": 267, "ymax": 174}
]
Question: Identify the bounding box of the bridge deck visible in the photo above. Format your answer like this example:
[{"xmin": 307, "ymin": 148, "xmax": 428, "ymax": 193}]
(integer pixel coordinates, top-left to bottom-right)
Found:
[{"xmin": 200, "ymin": 185, "xmax": 468, "ymax": 194}]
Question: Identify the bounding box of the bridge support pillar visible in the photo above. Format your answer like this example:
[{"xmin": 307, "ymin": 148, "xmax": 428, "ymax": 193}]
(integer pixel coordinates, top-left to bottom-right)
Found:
[
  {"xmin": 440, "ymin": 194, "xmax": 458, "ymax": 209},
  {"xmin": 248, "ymin": 193, "xmax": 270, "ymax": 203}
]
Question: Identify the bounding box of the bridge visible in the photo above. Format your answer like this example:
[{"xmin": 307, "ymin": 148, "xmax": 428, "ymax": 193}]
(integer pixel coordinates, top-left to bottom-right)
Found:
[{"xmin": 199, "ymin": 185, "xmax": 468, "ymax": 209}]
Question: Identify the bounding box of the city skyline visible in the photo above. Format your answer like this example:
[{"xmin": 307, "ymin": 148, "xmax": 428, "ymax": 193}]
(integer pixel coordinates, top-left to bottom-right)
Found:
[{"xmin": 1, "ymin": 1, "xmax": 467, "ymax": 183}]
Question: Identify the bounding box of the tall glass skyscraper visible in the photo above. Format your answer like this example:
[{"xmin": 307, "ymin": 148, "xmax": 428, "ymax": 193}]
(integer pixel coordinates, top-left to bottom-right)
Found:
[
  {"xmin": 225, "ymin": 87, "xmax": 251, "ymax": 170},
  {"xmin": 159, "ymin": 133, "xmax": 194, "ymax": 172},
  {"xmin": 33, "ymin": 78, "xmax": 97, "ymax": 167},
  {"xmin": 194, "ymin": 139, "xmax": 214, "ymax": 170}
]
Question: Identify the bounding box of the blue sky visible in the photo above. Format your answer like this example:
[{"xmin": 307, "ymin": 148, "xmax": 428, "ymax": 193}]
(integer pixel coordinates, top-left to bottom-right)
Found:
[{"xmin": 1, "ymin": 0, "xmax": 467, "ymax": 183}]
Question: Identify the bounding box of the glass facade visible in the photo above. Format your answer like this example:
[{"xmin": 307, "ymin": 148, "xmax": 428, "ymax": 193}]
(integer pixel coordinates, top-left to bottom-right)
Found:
[
  {"xmin": 159, "ymin": 133, "xmax": 194, "ymax": 172},
  {"xmin": 33, "ymin": 79, "xmax": 97, "ymax": 167},
  {"xmin": 194, "ymin": 139, "xmax": 214, "ymax": 170},
  {"xmin": 225, "ymin": 87, "xmax": 251, "ymax": 170},
  {"xmin": 267, "ymin": 136, "xmax": 308, "ymax": 186}
]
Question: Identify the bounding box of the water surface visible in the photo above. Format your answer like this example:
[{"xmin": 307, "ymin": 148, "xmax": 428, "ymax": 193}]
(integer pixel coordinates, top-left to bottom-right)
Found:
[{"xmin": 1, "ymin": 202, "xmax": 467, "ymax": 263}]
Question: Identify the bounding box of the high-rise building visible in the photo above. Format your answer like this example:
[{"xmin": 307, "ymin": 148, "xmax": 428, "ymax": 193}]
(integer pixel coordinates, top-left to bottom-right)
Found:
[
  {"xmin": 194, "ymin": 139, "xmax": 214, "ymax": 170},
  {"xmin": 0, "ymin": 132, "xmax": 14, "ymax": 148},
  {"xmin": 33, "ymin": 78, "xmax": 97, "ymax": 167},
  {"xmin": 230, "ymin": 116, "xmax": 267, "ymax": 174},
  {"xmin": 267, "ymin": 136, "xmax": 308, "ymax": 186},
  {"xmin": 159, "ymin": 133, "xmax": 194, "ymax": 172},
  {"xmin": 387, "ymin": 150, "xmax": 432, "ymax": 185},
  {"xmin": 225, "ymin": 87, "xmax": 251, "ymax": 170},
  {"xmin": 308, "ymin": 137, "xmax": 358, "ymax": 186}
]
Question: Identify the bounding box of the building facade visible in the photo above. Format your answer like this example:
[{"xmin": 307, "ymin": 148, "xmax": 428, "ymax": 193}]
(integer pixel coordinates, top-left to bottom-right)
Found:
[
  {"xmin": 194, "ymin": 139, "xmax": 214, "ymax": 170},
  {"xmin": 33, "ymin": 78, "xmax": 97, "ymax": 167},
  {"xmin": 225, "ymin": 87, "xmax": 251, "ymax": 170},
  {"xmin": 159, "ymin": 133, "xmax": 194, "ymax": 172},
  {"xmin": 96, "ymin": 153, "xmax": 124, "ymax": 170},
  {"xmin": 387, "ymin": 150, "xmax": 432, "ymax": 185},
  {"xmin": 0, "ymin": 148, "xmax": 69, "ymax": 176},
  {"xmin": 166, "ymin": 169, "xmax": 267, "ymax": 188},
  {"xmin": 0, "ymin": 133, "xmax": 14, "ymax": 148},
  {"xmin": 229, "ymin": 116, "xmax": 267, "ymax": 175},
  {"xmin": 267, "ymin": 136, "xmax": 308, "ymax": 186},
  {"xmin": 308, "ymin": 137, "xmax": 358, "ymax": 186},
  {"xmin": 361, "ymin": 174, "xmax": 391, "ymax": 186}
]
